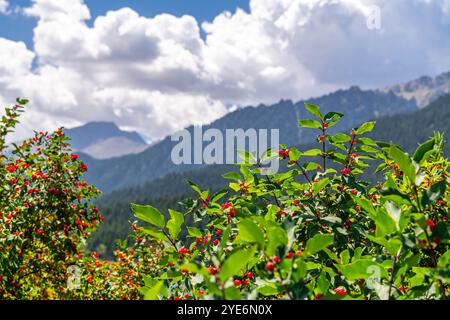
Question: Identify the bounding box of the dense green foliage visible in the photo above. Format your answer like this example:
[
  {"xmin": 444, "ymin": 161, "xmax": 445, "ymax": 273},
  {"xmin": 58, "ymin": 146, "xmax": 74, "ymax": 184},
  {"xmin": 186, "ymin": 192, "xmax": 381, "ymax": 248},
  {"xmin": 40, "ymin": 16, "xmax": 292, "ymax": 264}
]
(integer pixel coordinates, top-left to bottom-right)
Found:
[
  {"xmin": 132, "ymin": 103, "xmax": 449, "ymax": 300},
  {"xmin": 1, "ymin": 99, "xmax": 448, "ymax": 300},
  {"xmin": 91, "ymin": 94, "xmax": 450, "ymax": 257}
]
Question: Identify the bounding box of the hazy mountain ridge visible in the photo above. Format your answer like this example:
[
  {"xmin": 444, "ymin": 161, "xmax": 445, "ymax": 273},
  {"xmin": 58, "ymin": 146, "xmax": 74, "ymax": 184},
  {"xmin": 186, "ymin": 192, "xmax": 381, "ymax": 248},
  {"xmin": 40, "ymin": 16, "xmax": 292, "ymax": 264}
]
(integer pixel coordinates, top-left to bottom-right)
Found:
[
  {"xmin": 383, "ymin": 71, "xmax": 450, "ymax": 108},
  {"xmin": 65, "ymin": 122, "xmax": 148, "ymax": 159}
]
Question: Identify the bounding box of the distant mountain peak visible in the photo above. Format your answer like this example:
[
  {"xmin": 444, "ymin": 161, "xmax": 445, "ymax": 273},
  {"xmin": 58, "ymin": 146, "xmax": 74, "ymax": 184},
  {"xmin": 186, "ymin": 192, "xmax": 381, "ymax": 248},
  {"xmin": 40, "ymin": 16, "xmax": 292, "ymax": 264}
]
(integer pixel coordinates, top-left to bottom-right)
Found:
[
  {"xmin": 382, "ymin": 70, "xmax": 450, "ymax": 108},
  {"xmin": 65, "ymin": 121, "xmax": 148, "ymax": 159}
]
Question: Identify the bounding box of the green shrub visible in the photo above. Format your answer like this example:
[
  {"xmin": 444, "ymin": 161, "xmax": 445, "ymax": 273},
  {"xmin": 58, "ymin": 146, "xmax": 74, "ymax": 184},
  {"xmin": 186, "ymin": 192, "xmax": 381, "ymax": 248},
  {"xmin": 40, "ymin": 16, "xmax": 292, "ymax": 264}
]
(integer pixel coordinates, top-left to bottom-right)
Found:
[{"xmin": 133, "ymin": 103, "xmax": 449, "ymax": 300}]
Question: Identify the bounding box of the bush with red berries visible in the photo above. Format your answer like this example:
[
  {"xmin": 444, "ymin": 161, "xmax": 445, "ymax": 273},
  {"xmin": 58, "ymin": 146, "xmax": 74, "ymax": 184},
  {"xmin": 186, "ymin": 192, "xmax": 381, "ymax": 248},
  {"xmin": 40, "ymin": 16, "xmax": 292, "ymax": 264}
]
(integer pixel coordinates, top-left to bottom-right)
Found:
[
  {"xmin": 133, "ymin": 103, "xmax": 449, "ymax": 300},
  {"xmin": 1, "ymin": 99, "xmax": 449, "ymax": 300},
  {"xmin": 0, "ymin": 99, "xmax": 106, "ymax": 299}
]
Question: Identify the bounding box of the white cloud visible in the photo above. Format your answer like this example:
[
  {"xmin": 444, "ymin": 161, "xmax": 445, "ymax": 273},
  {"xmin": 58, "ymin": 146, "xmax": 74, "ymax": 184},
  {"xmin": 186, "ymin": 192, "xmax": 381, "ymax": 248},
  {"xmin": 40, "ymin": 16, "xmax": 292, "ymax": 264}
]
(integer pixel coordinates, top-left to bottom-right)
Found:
[
  {"xmin": 1, "ymin": 0, "xmax": 450, "ymax": 142},
  {"xmin": 0, "ymin": 0, "xmax": 8, "ymax": 14}
]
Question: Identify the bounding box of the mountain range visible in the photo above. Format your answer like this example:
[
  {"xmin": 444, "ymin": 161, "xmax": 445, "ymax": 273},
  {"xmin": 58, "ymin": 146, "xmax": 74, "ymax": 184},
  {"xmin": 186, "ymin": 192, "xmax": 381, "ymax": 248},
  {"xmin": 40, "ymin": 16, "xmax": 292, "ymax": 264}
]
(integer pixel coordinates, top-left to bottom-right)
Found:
[
  {"xmin": 383, "ymin": 71, "xmax": 450, "ymax": 108},
  {"xmin": 72, "ymin": 71, "xmax": 450, "ymax": 193},
  {"xmin": 81, "ymin": 85, "xmax": 417, "ymax": 193},
  {"xmin": 65, "ymin": 122, "xmax": 148, "ymax": 159}
]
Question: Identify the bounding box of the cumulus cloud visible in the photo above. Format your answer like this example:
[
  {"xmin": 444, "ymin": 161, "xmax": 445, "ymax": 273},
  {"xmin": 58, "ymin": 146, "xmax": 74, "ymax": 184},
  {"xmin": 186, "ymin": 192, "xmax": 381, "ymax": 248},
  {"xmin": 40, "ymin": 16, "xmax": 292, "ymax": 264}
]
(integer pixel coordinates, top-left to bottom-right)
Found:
[
  {"xmin": 0, "ymin": 0, "xmax": 8, "ymax": 14},
  {"xmin": 1, "ymin": 0, "xmax": 450, "ymax": 142}
]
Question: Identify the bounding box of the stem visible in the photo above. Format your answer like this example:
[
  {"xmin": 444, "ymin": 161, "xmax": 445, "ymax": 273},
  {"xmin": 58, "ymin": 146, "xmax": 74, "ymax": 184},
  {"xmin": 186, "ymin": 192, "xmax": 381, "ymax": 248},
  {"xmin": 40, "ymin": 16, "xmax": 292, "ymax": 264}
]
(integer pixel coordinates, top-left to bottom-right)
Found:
[
  {"xmin": 321, "ymin": 127, "xmax": 326, "ymax": 170},
  {"xmin": 276, "ymin": 268, "xmax": 294, "ymax": 300},
  {"xmin": 387, "ymin": 255, "xmax": 398, "ymax": 300},
  {"xmin": 162, "ymin": 229, "xmax": 198, "ymax": 300},
  {"xmin": 258, "ymin": 162, "xmax": 281, "ymax": 207},
  {"xmin": 295, "ymin": 162, "xmax": 312, "ymax": 186}
]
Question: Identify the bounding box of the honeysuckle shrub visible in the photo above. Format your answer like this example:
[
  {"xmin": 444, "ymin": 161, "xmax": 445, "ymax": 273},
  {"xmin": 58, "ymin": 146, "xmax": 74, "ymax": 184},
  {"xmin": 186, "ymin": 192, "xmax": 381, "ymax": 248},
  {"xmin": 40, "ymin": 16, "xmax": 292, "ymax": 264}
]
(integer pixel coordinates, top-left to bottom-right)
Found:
[
  {"xmin": 133, "ymin": 103, "xmax": 449, "ymax": 300},
  {"xmin": 0, "ymin": 100, "xmax": 138, "ymax": 300}
]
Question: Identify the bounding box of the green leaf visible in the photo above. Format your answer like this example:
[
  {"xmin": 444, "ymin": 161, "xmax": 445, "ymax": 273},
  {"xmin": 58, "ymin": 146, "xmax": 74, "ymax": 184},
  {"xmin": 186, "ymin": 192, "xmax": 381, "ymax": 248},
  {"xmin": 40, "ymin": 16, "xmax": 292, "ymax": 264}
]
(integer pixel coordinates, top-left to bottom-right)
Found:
[
  {"xmin": 223, "ymin": 172, "xmax": 242, "ymax": 182},
  {"xmin": 236, "ymin": 219, "xmax": 265, "ymax": 248},
  {"xmin": 388, "ymin": 145, "xmax": 416, "ymax": 183},
  {"xmin": 384, "ymin": 201, "xmax": 401, "ymax": 231},
  {"xmin": 289, "ymin": 147, "xmax": 301, "ymax": 162},
  {"xmin": 211, "ymin": 189, "xmax": 228, "ymax": 203},
  {"xmin": 438, "ymin": 251, "xmax": 450, "ymax": 268},
  {"xmin": 166, "ymin": 209, "xmax": 184, "ymax": 239},
  {"xmin": 379, "ymin": 188, "xmax": 412, "ymax": 206},
  {"xmin": 316, "ymin": 272, "xmax": 330, "ymax": 294},
  {"xmin": 187, "ymin": 227, "xmax": 202, "ymax": 238},
  {"xmin": 143, "ymin": 280, "xmax": 165, "ymax": 300},
  {"xmin": 340, "ymin": 250, "xmax": 351, "ymax": 264},
  {"xmin": 324, "ymin": 111, "xmax": 343, "ymax": 121},
  {"xmin": 224, "ymin": 286, "xmax": 242, "ymax": 300},
  {"xmin": 302, "ymin": 149, "xmax": 322, "ymax": 157},
  {"xmin": 413, "ymin": 138, "xmax": 435, "ymax": 164},
  {"xmin": 337, "ymin": 260, "xmax": 388, "ymax": 281},
  {"xmin": 313, "ymin": 178, "xmax": 330, "ymax": 195},
  {"xmin": 304, "ymin": 103, "xmax": 323, "ymax": 120},
  {"xmin": 304, "ymin": 234, "xmax": 334, "ymax": 257},
  {"xmin": 331, "ymin": 133, "xmax": 351, "ymax": 143},
  {"xmin": 353, "ymin": 197, "xmax": 376, "ymax": 218},
  {"xmin": 266, "ymin": 224, "xmax": 288, "ymax": 256},
  {"xmin": 142, "ymin": 226, "xmax": 169, "ymax": 242},
  {"xmin": 303, "ymin": 162, "xmax": 322, "ymax": 171},
  {"xmin": 356, "ymin": 121, "xmax": 376, "ymax": 135},
  {"xmin": 240, "ymin": 165, "xmax": 254, "ymax": 181},
  {"xmin": 131, "ymin": 204, "xmax": 165, "ymax": 229},
  {"xmin": 257, "ymin": 283, "xmax": 281, "ymax": 296},
  {"xmin": 374, "ymin": 208, "xmax": 397, "ymax": 236},
  {"xmin": 299, "ymin": 119, "xmax": 322, "ymax": 129},
  {"xmin": 16, "ymin": 98, "xmax": 29, "ymax": 105},
  {"xmin": 186, "ymin": 180, "xmax": 202, "ymax": 195},
  {"xmin": 219, "ymin": 247, "xmax": 255, "ymax": 282}
]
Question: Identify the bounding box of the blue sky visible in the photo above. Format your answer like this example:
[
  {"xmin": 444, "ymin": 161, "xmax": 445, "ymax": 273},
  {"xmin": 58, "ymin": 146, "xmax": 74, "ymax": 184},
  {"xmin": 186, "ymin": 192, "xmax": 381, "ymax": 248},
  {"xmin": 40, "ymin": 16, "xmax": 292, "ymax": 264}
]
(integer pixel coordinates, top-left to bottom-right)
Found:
[
  {"xmin": 0, "ymin": 0, "xmax": 250, "ymax": 49},
  {"xmin": 1, "ymin": 0, "xmax": 449, "ymax": 142}
]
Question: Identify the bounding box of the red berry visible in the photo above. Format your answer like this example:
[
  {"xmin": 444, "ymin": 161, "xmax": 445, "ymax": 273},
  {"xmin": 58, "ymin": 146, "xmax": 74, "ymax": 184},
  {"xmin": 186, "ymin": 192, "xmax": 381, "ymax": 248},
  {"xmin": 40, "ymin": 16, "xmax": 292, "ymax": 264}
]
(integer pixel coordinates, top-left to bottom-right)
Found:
[
  {"xmin": 234, "ymin": 279, "xmax": 242, "ymax": 286},
  {"xmin": 209, "ymin": 267, "xmax": 217, "ymax": 275},
  {"xmin": 213, "ymin": 239, "xmax": 219, "ymax": 246},
  {"xmin": 285, "ymin": 252, "xmax": 294, "ymax": 259},
  {"xmin": 335, "ymin": 288, "xmax": 347, "ymax": 295},
  {"xmin": 265, "ymin": 262, "xmax": 275, "ymax": 271},
  {"xmin": 246, "ymin": 272, "xmax": 253, "ymax": 278},
  {"xmin": 319, "ymin": 135, "xmax": 325, "ymax": 141},
  {"xmin": 426, "ymin": 219, "xmax": 436, "ymax": 230}
]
